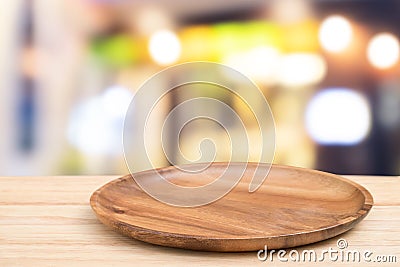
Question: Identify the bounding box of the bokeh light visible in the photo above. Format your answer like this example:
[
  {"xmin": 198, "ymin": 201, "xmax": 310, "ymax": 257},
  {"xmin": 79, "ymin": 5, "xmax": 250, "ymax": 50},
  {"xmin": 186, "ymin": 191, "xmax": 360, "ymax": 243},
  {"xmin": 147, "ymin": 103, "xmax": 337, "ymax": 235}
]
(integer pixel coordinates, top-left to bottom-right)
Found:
[
  {"xmin": 277, "ymin": 53, "xmax": 326, "ymax": 87},
  {"xmin": 271, "ymin": 0, "xmax": 313, "ymax": 24},
  {"xmin": 319, "ymin": 15, "xmax": 352, "ymax": 53},
  {"xmin": 67, "ymin": 86, "xmax": 133, "ymax": 155},
  {"xmin": 223, "ymin": 46, "xmax": 281, "ymax": 84},
  {"xmin": 367, "ymin": 33, "xmax": 400, "ymax": 69},
  {"xmin": 133, "ymin": 6, "xmax": 173, "ymax": 36},
  {"xmin": 149, "ymin": 30, "xmax": 181, "ymax": 65},
  {"xmin": 305, "ymin": 88, "xmax": 371, "ymax": 145}
]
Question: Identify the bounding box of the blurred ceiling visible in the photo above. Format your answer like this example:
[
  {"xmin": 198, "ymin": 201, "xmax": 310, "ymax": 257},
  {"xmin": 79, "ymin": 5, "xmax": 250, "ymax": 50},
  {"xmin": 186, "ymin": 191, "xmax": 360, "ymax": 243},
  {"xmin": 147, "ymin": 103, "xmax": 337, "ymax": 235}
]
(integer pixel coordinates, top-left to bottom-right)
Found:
[
  {"xmin": 118, "ymin": 0, "xmax": 400, "ymax": 27},
  {"xmin": 130, "ymin": 0, "xmax": 265, "ymax": 20}
]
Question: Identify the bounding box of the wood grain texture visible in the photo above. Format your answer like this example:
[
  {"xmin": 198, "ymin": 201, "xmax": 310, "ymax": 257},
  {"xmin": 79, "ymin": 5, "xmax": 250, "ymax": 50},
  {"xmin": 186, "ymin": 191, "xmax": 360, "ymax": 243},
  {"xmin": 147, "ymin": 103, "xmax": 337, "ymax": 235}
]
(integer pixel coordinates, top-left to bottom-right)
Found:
[
  {"xmin": 90, "ymin": 163, "xmax": 373, "ymax": 252},
  {"xmin": 0, "ymin": 175, "xmax": 398, "ymax": 266}
]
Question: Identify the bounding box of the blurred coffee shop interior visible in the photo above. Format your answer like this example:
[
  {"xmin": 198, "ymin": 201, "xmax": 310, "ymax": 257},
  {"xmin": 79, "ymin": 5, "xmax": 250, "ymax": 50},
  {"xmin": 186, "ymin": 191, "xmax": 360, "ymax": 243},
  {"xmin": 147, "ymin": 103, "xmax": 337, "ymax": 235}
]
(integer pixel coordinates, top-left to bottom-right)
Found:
[{"xmin": 1, "ymin": 0, "xmax": 400, "ymax": 176}]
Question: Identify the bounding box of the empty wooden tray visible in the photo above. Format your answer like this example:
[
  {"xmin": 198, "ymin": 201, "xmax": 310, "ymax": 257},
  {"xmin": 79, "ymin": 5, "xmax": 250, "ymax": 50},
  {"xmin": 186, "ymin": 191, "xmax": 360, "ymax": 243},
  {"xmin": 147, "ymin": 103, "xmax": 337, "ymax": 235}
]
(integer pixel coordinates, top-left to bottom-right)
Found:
[{"xmin": 90, "ymin": 163, "xmax": 373, "ymax": 252}]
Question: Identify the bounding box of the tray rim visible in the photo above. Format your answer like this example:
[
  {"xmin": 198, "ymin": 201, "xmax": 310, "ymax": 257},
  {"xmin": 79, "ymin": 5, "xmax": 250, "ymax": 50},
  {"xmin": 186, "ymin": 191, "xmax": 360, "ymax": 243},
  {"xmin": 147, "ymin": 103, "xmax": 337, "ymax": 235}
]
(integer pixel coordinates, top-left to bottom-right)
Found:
[{"xmin": 90, "ymin": 163, "xmax": 373, "ymax": 251}]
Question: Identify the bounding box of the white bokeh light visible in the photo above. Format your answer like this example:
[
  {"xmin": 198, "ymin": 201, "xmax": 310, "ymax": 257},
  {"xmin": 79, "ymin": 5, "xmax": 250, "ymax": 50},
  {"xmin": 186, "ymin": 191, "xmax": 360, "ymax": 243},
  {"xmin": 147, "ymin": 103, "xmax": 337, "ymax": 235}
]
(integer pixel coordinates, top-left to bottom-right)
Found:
[
  {"xmin": 68, "ymin": 86, "xmax": 133, "ymax": 155},
  {"xmin": 367, "ymin": 33, "xmax": 400, "ymax": 69},
  {"xmin": 149, "ymin": 30, "xmax": 181, "ymax": 65},
  {"xmin": 319, "ymin": 15, "xmax": 352, "ymax": 53},
  {"xmin": 278, "ymin": 53, "xmax": 327, "ymax": 87},
  {"xmin": 305, "ymin": 88, "xmax": 371, "ymax": 145},
  {"xmin": 223, "ymin": 46, "xmax": 281, "ymax": 84}
]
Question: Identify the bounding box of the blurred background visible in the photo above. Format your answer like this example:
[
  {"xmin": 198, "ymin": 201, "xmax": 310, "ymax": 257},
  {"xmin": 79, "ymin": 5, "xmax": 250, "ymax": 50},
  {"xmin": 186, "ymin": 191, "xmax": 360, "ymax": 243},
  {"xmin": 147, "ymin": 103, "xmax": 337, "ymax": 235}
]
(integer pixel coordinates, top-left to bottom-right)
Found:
[{"xmin": 1, "ymin": 0, "xmax": 399, "ymax": 176}]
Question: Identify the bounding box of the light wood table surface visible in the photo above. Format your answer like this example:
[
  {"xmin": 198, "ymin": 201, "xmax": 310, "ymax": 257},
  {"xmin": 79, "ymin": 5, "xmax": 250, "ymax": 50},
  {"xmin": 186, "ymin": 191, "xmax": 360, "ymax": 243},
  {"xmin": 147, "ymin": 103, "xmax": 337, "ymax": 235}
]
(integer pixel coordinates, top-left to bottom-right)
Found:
[{"xmin": 1, "ymin": 175, "xmax": 399, "ymax": 266}]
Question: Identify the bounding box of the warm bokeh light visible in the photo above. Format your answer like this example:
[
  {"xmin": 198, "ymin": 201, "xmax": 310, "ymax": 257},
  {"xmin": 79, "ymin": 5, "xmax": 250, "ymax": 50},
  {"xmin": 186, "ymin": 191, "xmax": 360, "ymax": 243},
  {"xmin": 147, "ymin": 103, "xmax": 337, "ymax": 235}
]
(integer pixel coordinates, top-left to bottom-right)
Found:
[
  {"xmin": 180, "ymin": 25, "xmax": 219, "ymax": 61},
  {"xmin": 281, "ymin": 20, "xmax": 319, "ymax": 52},
  {"xmin": 133, "ymin": 6, "xmax": 173, "ymax": 36},
  {"xmin": 277, "ymin": 53, "xmax": 326, "ymax": 87},
  {"xmin": 67, "ymin": 86, "xmax": 133, "ymax": 155},
  {"xmin": 149, "ymin": 30, "xmax": 181, "ymax": 65},
  {"xmin": 319, "ymin": 15, "xmax": 352, "ymax": 53},
  {"xmin": 223, "ymin": 46, "xmax": 281, "ymax": 84},
  {"xmin": 305, "ymin": 88, "xmax": 371, "ymax": 145},
  {"xmin": 271, "ymin": 0, "xmax": 313, "ymax": 24},
  {"xmin": 367, "ymin": 33, "xmax": 400, "ymax": 69}
]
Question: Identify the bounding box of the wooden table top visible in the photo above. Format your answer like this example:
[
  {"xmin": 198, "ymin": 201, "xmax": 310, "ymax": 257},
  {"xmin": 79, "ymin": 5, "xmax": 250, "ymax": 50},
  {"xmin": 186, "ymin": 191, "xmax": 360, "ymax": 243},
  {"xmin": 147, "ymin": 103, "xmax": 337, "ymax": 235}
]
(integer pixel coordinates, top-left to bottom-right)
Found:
[{"xmin": 1, "ymin": 175, "xmax": 399, "ymax": 266}]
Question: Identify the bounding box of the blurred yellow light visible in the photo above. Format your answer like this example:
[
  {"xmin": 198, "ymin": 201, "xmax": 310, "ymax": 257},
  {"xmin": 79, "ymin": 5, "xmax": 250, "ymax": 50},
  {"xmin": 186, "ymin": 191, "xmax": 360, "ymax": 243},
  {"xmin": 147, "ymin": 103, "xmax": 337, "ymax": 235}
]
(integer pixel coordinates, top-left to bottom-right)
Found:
[
  {"xmin": 149, "ymin": 30, "xmax": 181, "ymax": 65},
  {"xmin": 281, "ymin": 20, "xmax": 319, "ymax": 52},
  {"xmin": 367, "ymin": 33, "xmax": 400, "ymax": 69},
  {"xmin": 179, "ymin": 25, "xmax": 218, "ymax": 61},
  {"xmin": 319, "ymin": 15, "xmax": 352, "ymax": 53},
  {"xmin": 305, "ymin": 88, "xmax": 371, "ymax": 145},
  {"xmin": 278, "ymin": 53, "xmax": 326, "ymax": 87},
  {"xmin": 213, "ymin": 22, "xmax": 281, "ymax": 60}
]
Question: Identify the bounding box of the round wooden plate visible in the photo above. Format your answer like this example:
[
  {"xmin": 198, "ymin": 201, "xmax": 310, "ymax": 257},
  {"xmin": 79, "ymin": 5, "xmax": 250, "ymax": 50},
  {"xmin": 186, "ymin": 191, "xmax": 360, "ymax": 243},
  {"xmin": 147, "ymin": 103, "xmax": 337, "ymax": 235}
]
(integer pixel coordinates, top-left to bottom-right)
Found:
[{"xmin": 90, "ymin": 163, "xmax": 373, "ymax": 252}]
